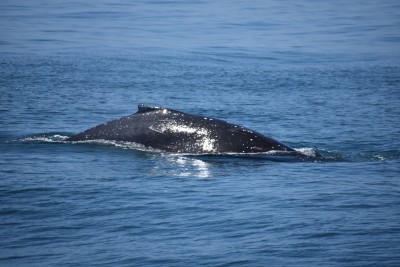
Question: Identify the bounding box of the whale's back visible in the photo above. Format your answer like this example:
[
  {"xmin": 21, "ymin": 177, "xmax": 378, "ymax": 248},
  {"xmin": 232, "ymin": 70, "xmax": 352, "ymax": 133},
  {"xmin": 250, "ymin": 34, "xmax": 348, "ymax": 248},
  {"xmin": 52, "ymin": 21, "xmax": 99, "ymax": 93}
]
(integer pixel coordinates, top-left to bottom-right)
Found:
[{"xmin": 68, "ymin": 105, "xmax": 295, "ymax": 154}]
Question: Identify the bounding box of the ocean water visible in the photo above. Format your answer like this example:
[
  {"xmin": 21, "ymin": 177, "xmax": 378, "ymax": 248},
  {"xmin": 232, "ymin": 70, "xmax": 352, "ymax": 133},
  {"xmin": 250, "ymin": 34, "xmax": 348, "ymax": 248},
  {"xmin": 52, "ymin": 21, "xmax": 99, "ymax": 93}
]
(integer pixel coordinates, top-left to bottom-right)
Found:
[{"xmin": 1, "ymin": 0, "xmax": 400, "ymax": 266}]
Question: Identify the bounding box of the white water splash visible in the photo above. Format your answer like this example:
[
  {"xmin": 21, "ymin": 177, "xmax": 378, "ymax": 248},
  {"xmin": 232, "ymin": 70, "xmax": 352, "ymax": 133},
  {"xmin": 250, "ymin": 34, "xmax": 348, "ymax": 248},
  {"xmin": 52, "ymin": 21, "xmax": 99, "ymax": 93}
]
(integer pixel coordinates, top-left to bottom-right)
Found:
[
  {"xmin": 295, "ymin": 147, "xmax": 320, "ymax": 157},
  {"xmin": 21, "ymin": 134, "xmax": 69, "ymax": 142}
]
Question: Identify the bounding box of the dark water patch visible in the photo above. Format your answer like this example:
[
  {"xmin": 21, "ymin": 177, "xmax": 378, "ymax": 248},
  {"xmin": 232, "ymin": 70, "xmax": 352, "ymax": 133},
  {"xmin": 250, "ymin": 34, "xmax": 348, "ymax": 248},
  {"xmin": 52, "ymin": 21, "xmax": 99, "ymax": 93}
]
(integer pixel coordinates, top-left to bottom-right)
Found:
[{"xmin": 1, "ymin": 187, "xmax": 56, "ymax": 196}]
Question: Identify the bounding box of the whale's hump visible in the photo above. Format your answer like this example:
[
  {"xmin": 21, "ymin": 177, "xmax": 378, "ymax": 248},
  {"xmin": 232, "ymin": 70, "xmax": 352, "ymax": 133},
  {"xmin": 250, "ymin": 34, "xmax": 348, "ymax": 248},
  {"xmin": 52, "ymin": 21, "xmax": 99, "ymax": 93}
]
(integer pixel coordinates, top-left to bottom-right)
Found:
[{"xmin": 68, "ymin": 104, "xmax": 297, "ymax": 154}]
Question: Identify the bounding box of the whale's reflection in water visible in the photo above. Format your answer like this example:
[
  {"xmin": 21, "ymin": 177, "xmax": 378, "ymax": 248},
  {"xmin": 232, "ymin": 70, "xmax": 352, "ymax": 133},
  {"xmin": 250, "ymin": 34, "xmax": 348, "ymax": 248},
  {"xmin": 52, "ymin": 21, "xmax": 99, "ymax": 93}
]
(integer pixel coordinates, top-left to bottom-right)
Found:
[{"xmin": 153, "ymin": 155, "xmax": 211, "ymax": 178}]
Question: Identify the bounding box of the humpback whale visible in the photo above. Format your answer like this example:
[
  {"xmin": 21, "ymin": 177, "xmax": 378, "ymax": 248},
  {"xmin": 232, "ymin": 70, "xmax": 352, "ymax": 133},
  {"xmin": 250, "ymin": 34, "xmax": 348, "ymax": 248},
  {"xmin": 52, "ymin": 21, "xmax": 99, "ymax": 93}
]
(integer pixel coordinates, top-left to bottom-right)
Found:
[{"xmin": 67, "ymin": 105, "xmax": 296, "ymax": 154}]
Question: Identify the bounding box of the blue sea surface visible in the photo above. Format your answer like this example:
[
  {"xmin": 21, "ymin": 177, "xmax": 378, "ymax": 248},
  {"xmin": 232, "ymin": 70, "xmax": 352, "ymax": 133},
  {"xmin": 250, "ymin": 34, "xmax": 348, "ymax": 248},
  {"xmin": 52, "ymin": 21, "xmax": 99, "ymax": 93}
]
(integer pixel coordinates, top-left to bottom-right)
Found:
[{"xmin": 1, "ymin": 0, "xmax": 400, "ymax": 266}]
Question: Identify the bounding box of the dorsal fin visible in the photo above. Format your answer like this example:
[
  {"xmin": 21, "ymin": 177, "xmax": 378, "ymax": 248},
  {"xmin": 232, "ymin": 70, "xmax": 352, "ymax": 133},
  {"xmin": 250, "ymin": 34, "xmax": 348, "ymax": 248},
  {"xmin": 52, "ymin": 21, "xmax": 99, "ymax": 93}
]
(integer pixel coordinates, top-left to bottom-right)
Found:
[
  {"xmin": 137, "ymin": 104, "xmax": 184, "ymax": 114},
  {"xmin": 137, "ymin": 105, "xmax": 164, "ymax": 113}
]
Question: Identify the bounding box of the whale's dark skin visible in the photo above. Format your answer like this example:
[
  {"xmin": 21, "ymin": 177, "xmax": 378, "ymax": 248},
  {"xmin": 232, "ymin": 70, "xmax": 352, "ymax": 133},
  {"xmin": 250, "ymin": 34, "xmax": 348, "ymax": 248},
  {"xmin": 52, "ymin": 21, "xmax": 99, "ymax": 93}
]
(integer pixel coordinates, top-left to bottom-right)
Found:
[{"xmin": 67, "ymin": 105, "xmax": 296, "ymax": 154}]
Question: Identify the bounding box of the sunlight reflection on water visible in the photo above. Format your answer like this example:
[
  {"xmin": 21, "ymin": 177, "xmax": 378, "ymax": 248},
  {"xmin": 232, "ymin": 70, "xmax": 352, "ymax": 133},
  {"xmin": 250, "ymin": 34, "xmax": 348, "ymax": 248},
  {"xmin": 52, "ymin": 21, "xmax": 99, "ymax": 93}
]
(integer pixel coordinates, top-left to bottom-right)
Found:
[{"xmin": 154, "ymin": 155, "xmax": 211, "ymax": 179}]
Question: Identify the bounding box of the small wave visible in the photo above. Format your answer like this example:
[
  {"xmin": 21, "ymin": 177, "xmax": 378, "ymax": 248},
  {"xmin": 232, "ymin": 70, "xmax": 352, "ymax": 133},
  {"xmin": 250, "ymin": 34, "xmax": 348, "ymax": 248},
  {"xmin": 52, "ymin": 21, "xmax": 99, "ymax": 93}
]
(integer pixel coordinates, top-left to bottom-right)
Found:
[
  {"xmin": 366, "ymin": 151, "xmax": 400, "ymax": 162},
  {"xmin": 313, "ymin": 148, "xmax": 400, "ymax": 162},
  {"xmin": 20, "ymin": 134, "xmax": 70, "ymax": 143}
]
